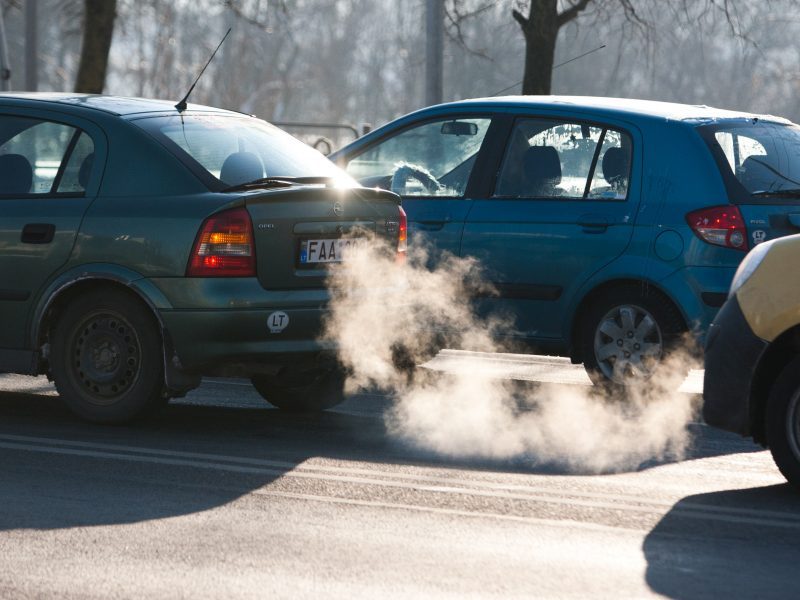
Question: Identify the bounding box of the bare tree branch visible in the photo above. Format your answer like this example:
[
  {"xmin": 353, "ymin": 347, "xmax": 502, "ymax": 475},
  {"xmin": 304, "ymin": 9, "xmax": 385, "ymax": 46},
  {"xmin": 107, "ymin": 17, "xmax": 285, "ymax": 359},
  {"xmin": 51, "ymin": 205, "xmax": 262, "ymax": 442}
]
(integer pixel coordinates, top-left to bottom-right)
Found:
[{"xmin": 557, "ymin": 0, "xmax": 593, "ymax": 28}]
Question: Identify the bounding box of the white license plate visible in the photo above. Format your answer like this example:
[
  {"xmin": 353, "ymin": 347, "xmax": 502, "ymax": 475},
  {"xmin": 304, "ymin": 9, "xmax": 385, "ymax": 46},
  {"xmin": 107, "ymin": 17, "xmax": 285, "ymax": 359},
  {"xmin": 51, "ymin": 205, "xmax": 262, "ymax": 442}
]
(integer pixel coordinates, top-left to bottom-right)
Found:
[{"xmin": 300, "ymin": 238, "xmax": 364, "ymax": 264}]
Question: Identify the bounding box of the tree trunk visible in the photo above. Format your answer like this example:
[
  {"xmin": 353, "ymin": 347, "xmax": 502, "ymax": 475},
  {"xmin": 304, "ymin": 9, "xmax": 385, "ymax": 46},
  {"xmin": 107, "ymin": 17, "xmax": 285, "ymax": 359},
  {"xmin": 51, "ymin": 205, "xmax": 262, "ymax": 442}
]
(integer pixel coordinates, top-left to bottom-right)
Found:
[
  {"xmin": 513, "ymin": 0, "xmax": 558, "ymax": 95},
  {"xmin": 513, "ymin": 0, "xmax": 593, "ymax": 95},
  {"xmin": 74, "ymin": 0, "xmax": 118, "ymax": 94}
]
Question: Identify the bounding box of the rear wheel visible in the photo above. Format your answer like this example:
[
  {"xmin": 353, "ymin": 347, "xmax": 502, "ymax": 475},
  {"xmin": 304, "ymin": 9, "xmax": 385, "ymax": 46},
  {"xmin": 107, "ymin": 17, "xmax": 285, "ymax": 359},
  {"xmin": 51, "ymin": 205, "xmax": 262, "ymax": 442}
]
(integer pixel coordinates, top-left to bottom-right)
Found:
[
  {"xmin": 580, "ymin": 286, "xmax": 687, "ymax": 389},
  {"xmin": 251, "ymin": 368, "xmax": 346, "ymax": 412},
  {"xmin": 50, "ymin": 289, "xmax": 165, "ymax": 424},
  {"xmin": 766, "ymin": 356, "xmax": 800, "ymax": 489}
]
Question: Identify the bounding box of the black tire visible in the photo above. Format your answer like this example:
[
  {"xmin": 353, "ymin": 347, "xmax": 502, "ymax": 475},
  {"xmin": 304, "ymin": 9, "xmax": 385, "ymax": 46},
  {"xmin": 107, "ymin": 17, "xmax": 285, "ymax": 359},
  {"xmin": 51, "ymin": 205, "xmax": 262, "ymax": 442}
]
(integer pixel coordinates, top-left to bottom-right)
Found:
[
  {"xmin": 251, "ymin": 369, "xmax": 346, "ymax": 412},
  {"xmin": 579, "ymin": 285, "xmax": 687, "ymax": 389},
  {"xmin": 766, "ymin": 355, "xmax": 800, "ymax": 489},
  {"xmin": 50, "ymin": 289, "xmax": 165, "ymax": 424}
]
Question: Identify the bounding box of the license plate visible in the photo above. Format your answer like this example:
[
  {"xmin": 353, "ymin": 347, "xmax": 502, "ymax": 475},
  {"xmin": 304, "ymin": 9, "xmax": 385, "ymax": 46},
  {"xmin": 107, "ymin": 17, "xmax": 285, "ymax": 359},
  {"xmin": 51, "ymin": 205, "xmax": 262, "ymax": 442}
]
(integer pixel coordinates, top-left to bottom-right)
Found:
[{"xmin": 300, "ymin": 238, "xmax": 364, "ymax": 264}]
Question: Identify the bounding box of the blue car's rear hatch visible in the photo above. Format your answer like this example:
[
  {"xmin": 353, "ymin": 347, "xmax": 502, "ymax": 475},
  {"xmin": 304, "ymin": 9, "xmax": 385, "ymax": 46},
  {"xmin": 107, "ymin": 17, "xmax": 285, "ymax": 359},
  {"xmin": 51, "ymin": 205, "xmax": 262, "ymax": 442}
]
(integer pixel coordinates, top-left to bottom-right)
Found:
[{"xmin": 698, "ymin": 119, "xmax": 800, "ymax": 247}]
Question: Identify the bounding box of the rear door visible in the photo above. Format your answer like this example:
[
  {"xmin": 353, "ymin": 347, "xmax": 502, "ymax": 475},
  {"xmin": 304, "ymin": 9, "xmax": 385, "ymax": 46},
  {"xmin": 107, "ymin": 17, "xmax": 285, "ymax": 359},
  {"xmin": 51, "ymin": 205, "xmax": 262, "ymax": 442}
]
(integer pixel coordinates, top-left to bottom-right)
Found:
[
  {"xmin": 700, "ymin": 121, "xmax": 800, "ymax": 246},
  {"xmin": 0, "ymin": 110, "xmax": 101, "ymax": 353},
  {"xmin": 340, "ymin": 114, "xmax": 496, "ymax": 262},
  {"xmin": 461, "ymin": 114, "xmax": 641, "ymax": 343}
]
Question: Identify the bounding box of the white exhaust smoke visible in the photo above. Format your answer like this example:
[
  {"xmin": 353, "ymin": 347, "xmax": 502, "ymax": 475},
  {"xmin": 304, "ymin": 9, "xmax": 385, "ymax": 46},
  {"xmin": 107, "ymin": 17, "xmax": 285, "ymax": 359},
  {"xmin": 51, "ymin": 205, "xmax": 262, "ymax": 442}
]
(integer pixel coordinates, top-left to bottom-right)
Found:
[{"xmin": 322, "ymin": 243, "xmax": 698, "ymax": 474}]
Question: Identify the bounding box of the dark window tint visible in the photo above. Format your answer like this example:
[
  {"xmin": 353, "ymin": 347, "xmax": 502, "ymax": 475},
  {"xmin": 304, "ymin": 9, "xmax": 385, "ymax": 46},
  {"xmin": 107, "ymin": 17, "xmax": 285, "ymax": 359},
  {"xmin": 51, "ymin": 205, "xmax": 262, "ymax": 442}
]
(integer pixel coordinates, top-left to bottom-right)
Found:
[{"xmin": 494, "ymin": 118, "xmax": 632, "ymax": 200}]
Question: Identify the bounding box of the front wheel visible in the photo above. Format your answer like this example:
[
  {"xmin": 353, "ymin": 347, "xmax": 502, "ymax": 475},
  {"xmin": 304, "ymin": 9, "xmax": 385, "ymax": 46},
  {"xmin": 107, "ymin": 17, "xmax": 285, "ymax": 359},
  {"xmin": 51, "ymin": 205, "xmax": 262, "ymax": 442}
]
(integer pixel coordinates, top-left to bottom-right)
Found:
[
  {"xmin": 580, "ymin": 286, "xmax": 687, "ymax": 389},
  {"xmin": 50, "ymin": 289, "xmax": 165, "ymax": 424},
  {"xmin": 251, "ymin": 369, "xmax": 347, "ymax": 412},
  {"xmin": 766, "ymin": 356, "xmax": 800, "ymax": 489}
]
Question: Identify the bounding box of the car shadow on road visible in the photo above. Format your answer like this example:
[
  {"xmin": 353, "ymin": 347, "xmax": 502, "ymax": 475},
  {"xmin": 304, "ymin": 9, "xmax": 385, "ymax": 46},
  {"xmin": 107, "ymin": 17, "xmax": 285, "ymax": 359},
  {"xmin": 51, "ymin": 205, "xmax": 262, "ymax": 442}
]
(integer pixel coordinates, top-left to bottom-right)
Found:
[
  {"xmin": 643, "ymin": 484, "xmax": 800, "ymax": 599},
  {"xmin": 0, "ymin": 382, "xmax": 769, "ymax": 534},
  {"xmin": 0, "ymin": 390, "xmax": 389, "ymax": 532}
]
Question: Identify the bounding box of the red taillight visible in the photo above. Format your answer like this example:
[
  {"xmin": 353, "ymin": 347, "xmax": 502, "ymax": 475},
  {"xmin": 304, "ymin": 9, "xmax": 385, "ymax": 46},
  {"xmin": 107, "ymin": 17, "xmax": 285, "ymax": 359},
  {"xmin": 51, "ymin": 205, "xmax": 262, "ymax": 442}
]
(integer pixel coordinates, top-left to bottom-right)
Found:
[
  {"xmin": 187, "ymin": 207, "xmax": 256, "ymax": 276},
  {"xmin": 396, "ymin": 205, "xmax": 408, "ymax": 263},
  {"xmin": 686, "ymin": 205, "xmax": 748, "ymax": 251}
]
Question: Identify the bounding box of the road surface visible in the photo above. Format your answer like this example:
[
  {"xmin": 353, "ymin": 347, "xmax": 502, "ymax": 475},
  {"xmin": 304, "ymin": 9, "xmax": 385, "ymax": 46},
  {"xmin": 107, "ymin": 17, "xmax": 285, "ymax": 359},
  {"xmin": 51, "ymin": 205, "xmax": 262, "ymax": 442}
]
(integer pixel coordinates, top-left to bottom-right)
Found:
[{"xmin": 0, "ymin": 352, "xmax": 796, "ymax": 599}]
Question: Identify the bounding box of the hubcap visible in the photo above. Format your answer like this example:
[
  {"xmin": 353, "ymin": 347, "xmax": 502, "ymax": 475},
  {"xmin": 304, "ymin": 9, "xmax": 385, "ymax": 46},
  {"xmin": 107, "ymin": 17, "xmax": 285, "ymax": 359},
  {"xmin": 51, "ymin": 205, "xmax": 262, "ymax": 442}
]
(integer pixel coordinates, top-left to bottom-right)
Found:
[
  {"xmin": 71, "ymin": 312, "xmax": 140, "ymax": 405},
  {"xmin": 593, "ymin": 304, "xmax": 663, "ymax": 384}
]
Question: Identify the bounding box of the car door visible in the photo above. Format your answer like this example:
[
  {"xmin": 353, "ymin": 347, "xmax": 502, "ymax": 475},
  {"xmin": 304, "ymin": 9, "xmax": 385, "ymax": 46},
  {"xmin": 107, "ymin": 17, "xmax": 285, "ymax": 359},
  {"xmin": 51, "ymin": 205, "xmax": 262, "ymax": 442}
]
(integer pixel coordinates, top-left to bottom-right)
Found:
[
  {"xmin": 0, "ymin": 110, "xmax": 100, "ymax": 358},
  {"xmin": 340, "ymin": 114, "xmax": 496, "ymax": 260},
  {"xmin": 461, "ymin": 114, "xmax": 642, "ymax": 343}
]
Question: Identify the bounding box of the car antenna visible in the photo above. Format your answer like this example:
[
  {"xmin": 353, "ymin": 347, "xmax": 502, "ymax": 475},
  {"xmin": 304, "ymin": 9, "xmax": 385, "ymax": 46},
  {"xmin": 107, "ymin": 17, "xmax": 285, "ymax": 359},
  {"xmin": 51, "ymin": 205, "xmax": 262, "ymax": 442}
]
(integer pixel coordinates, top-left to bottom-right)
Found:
[
  {"xmin": 490, "ymin": 44, "xmax": 606, "ymax": 97},
  {"xmin": 175, "ymin": 28, "xmax": 232, "ymax": 112}
]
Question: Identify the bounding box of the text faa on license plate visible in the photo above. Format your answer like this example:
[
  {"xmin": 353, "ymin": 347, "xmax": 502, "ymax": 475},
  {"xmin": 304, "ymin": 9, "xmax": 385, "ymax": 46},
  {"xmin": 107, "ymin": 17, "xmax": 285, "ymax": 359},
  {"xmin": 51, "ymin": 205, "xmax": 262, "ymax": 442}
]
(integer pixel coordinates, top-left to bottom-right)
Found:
[{"xmin": 300, "ymin": 238, "xmax": 363, "ymax": 264}]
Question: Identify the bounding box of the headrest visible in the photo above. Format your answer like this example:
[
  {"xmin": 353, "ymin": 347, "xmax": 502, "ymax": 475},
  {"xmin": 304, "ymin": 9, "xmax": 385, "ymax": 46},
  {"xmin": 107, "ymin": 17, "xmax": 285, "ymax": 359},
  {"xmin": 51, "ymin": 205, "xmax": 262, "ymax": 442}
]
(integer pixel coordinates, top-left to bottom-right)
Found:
[
  {"xmin": 523, "ymin": 146, "xmax": 561, "ymax": 189},
  {"xmin": 739, "ymin": 155, "xmax": 776, "ymax": 193},
  {"xmin": 78, "ymin": 152, "xmax": 94, "ymax": 189},
  {"xmin": 220, "ymin": 151, "xmax": 264, "ymax": 186},
  {"xmin": 0, "ymin": 153, "xmax": 33, "ymax": 194},
  {"xmin": 602, "ymin": 147, "xmax": 629, "ymax": 185}
]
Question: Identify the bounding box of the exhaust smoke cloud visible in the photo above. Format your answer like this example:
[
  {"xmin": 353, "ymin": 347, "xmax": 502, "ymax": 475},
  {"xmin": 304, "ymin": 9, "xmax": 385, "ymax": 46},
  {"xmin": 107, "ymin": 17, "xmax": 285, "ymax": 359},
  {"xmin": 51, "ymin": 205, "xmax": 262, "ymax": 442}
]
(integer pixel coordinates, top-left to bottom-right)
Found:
[{"xmin": 322, "ymin": 243, "xmax": 698, "ymax": 474}]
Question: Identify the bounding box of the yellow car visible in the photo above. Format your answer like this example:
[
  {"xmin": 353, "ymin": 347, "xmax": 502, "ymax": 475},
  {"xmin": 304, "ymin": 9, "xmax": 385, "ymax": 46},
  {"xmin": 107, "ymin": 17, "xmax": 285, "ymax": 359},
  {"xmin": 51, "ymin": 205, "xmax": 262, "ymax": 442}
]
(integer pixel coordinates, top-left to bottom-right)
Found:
[{"xmin": 704, "ymin": 232, "xmax": 800, "ymax": 488}]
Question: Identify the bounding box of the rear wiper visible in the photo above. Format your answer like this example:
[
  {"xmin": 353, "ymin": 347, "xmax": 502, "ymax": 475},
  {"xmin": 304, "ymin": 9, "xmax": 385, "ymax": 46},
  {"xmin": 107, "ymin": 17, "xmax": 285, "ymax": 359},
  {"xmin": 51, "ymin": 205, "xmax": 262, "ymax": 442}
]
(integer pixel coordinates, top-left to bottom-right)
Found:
[
  {"xmin": 222, "ymin": 176, "xmax": 335, "ymax": 193},
  {"xmin": 751, "ymin": 188, "xmax": 800, "ymax": 198}
]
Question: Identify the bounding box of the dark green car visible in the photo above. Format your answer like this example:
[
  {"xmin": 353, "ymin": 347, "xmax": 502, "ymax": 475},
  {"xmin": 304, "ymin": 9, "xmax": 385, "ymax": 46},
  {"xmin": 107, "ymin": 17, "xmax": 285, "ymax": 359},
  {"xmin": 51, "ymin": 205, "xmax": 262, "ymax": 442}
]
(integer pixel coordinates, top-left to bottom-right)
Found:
[{"xmin": 0, "ymin": 93, "xmax": 405, "ymax": 423}]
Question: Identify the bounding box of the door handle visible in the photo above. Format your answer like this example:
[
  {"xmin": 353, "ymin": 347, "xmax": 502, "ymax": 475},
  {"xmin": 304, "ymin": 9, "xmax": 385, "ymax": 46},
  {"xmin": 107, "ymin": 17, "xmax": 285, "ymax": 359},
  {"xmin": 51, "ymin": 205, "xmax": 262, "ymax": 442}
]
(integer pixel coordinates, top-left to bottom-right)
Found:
[
  {"xmin": 21, "ymin": 223, "xmax": 56, "ymax": 244},
  {"xmin": 414, "ymin": 220, "xmax": 446, "ymax": 232},
  {"xmin": 788, "ymin": 213, "xmax": 800, "ymax": 229},
  {"xmin": 577, "ymin": 215, "xmax": 609, "ymax": 233}
]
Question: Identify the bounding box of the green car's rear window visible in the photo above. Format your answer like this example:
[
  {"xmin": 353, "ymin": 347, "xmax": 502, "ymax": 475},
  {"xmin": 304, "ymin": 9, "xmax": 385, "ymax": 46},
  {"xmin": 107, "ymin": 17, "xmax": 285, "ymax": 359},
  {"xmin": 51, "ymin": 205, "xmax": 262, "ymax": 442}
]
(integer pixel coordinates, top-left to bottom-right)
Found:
[{"xmin": 134, "ymin": 114, "xmax": 354, "ymax": 189}]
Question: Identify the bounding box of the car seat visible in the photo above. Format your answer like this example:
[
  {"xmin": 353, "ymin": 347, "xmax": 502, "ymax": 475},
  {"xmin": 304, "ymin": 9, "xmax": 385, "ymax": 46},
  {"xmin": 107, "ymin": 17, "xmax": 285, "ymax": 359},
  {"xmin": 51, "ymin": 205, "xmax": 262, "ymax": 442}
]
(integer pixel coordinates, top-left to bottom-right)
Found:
[{"xmin": 0, "ymin": 153, "xmax": 33, "ymax": 194}]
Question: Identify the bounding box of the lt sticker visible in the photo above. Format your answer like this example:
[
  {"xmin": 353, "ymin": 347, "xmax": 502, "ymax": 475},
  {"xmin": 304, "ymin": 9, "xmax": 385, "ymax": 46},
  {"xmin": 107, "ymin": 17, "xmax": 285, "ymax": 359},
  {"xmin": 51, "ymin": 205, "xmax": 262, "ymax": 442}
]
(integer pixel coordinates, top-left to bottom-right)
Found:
[
  {"xmin": 267, "ymin": 311, "xmax": 289, "ymax": 334},
  {"xmin": 752, "ymin": 230, "xmax": 767, "ymax": 245}
]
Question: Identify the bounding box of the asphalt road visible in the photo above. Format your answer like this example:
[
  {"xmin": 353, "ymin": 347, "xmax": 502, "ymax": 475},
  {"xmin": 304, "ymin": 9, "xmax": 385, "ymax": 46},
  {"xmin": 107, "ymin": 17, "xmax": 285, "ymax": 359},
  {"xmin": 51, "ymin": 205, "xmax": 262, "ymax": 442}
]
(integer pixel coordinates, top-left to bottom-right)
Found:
[{"xmin": 0, "ymin": 352, "xmax": 796, "ymax": 599}]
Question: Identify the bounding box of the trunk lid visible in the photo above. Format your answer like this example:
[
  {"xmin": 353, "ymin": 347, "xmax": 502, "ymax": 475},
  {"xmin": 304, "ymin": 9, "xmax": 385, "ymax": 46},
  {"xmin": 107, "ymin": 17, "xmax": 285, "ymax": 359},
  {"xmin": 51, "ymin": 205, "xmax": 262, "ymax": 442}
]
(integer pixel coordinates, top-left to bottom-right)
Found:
[{"xmin": 244, "ymin": 185, "xmax": 401, "ymax": 290}]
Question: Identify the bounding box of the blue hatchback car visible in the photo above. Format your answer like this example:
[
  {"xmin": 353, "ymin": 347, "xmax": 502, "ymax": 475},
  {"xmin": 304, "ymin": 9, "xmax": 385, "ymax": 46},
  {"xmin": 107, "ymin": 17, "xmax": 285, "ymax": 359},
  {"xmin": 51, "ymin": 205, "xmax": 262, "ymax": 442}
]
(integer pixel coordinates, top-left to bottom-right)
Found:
[{"xmin": 331, "ymin": 96, "xmax": 800, "ymax": 386}]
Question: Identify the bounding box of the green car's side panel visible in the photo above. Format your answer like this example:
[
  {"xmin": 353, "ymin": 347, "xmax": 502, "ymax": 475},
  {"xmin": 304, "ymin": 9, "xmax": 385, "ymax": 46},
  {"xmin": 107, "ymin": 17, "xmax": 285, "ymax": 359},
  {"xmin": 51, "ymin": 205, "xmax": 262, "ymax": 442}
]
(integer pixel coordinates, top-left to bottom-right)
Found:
[{"xmin": 73, "ymin": 193, "xmax": 236, "ymax": 277}]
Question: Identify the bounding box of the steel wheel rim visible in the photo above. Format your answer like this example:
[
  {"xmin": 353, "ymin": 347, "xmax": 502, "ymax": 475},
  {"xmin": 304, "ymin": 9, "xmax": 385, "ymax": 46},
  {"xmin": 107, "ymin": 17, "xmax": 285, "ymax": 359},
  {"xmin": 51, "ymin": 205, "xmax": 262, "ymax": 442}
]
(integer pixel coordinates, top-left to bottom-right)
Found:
[
  {"xmin": 593, "ymin": 303, "xmax": 663, "ymax": 384},
  {"xmin": 70, "ymin": 310, "xmax": 141, "ymax": 406}
]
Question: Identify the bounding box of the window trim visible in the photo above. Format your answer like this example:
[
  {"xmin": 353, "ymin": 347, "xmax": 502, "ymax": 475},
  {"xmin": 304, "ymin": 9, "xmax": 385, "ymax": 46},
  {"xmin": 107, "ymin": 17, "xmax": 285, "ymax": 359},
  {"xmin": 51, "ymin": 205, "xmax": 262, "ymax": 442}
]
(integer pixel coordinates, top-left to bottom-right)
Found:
[
  {"xmin": 0, "ymin": 113, "xmax": 94, "ymax": 199},
  {"xmin": 490, "ymin": 115, "xmax": 634, "ymax": 203}
]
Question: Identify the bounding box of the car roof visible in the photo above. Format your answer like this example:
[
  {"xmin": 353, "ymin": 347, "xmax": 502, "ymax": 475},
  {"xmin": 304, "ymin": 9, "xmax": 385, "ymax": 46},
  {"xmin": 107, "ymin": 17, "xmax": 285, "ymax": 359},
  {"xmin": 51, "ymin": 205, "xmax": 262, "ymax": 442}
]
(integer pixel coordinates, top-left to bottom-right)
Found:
[
  {"xmin": 0, "ymin": 92, "xmax": 241, "ymax": 118},
  {"xmin": 413, "ymin": 95, "xmax": 791, "ymax": 125}
]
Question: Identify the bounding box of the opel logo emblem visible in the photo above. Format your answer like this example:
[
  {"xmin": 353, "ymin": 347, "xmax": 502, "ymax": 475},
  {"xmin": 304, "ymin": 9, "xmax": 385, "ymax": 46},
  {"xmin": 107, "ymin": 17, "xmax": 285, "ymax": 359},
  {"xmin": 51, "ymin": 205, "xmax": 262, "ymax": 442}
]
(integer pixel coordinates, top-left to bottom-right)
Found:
[{"xmin": 333, "ymin": 201, "xmax": 344, "ymax": 216}]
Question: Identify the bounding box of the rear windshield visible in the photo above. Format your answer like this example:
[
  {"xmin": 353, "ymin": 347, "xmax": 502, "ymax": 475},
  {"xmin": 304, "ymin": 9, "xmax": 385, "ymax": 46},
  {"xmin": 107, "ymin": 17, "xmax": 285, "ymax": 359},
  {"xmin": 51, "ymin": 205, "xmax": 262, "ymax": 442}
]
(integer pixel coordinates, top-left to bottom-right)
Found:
[
  {"xmin": 134, "ymin": 114, "xmax": 355, "ymax": 189},
  {"xmin": 698, "ymin": 120, "xmax": 800, "ymax": 204}
]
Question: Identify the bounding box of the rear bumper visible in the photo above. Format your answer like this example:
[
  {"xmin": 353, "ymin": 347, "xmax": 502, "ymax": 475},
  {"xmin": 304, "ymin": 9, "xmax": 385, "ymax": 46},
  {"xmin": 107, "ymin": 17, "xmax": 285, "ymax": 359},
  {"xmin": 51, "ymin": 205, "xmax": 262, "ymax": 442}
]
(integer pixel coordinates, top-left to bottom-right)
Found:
[
  {"xmin": 702, "ymin": 295, "xmax": 768, "ymax": 436},
  {"xmin": 150, "ymin": 277, "xmax": 334, "ymax": 373},
  {"xmin": 161, "ymin": 307, "xmax": 335, "ymax": 373}
]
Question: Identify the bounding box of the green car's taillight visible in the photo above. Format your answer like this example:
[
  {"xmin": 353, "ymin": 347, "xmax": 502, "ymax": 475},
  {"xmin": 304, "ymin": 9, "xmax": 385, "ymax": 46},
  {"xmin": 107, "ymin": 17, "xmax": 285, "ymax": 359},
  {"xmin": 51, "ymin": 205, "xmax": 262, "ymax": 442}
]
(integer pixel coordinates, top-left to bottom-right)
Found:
[{"xmin": 187, "ymin": 207, "xmax": 256, "ymax": 277}]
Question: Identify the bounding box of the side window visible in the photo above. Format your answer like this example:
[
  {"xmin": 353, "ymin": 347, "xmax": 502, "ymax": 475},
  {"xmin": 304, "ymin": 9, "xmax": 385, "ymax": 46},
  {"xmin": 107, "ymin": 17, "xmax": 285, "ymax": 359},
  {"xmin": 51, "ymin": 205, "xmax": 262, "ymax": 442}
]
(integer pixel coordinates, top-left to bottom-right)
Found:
[
  {"xmin": 345, "ymin": 117, "xmax": 492, "ymax": 197},
  {"xmin": 494, "ymin": 118, "xmax": 632, "ymax": 200},
  {"xmin": 0, "ymin": 116, "xmax": 95, "ymax": 196}
]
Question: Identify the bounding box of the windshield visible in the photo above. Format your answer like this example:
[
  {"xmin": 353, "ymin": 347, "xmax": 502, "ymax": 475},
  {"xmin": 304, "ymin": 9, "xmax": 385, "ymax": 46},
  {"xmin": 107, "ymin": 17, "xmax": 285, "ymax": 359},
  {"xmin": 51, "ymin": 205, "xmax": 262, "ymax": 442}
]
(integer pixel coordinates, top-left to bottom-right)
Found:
[
  {"xmin": 700, "ymin": 120, "xmax": 800, "ymax": 201},
  {"xmin": 135, "ymin": 114, "xmax": 356, "ymax": 189}
]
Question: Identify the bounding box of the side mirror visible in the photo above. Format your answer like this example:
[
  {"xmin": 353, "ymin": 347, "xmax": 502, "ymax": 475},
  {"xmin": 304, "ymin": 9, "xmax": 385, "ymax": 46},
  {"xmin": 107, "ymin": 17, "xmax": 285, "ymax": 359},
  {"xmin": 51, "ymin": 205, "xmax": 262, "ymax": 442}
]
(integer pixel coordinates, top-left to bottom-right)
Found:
[{"xmin": 441, "ymin": 121, "xmax": 478, "ymax": 136}]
